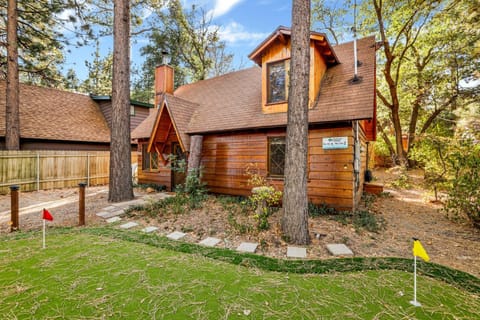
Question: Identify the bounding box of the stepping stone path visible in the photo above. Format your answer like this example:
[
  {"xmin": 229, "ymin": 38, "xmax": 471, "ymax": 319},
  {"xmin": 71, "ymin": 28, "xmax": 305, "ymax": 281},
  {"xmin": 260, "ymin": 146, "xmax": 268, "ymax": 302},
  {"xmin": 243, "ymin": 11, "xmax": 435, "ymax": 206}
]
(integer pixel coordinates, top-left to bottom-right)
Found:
[
  {"xmin": 199, "ymin": 237, "xmax": 222, "ymax": 247},
  {"xmin": 106, "ymin": 217, "xmax": 122, "ymax": 223},
  {"xmin": 326, "ymin": 243, "xmax": 354, "ymax": 256},
  {"xmin": 287, "ymin": 246, "xmax": 307, "ymax": 258},
  {"xmin": 236, "ymin": 242, "xmax": 258, "ymax": 253},
  {"xmin": 167, "ymin": 231, "xmax": 186, "ymax": 240},
  {"xmin": 141, "ymin": 226, "xmax": 159, "ymax": 233},
  {"xmin": 119, "ymin": 222, "xmax": 138, "ymax": 229},
  {"xmin": 95, "ymin": 192, "xmax": 356, "ymax": 259}
]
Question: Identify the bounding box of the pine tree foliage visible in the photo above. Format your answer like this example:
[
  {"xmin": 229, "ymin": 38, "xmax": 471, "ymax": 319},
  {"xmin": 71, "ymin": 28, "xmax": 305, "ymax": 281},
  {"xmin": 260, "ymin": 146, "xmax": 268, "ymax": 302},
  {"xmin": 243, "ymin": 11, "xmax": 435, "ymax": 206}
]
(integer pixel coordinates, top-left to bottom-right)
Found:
[
  {"xmin": 132, "ymin": 0, "xmax": 234, "ymax": 102},
  {"xmin": 0, "ymin": 0, "xmax": 93, "ymax": 86}
]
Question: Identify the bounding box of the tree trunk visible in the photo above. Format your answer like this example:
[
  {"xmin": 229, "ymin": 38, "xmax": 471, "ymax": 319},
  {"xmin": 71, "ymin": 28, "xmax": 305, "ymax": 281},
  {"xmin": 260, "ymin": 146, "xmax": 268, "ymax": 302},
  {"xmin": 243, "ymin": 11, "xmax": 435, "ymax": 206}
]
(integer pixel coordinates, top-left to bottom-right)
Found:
[
  {"xmin": 281, "ymin": 0, "xmax": 310, "ymax": 245},
  {"xmin": 6, "ymin": 0, "xmax": 20, "ymax": 150},
  {"xmin": 109, "ymin": 0, "xmax": 134, "ymax": 202},
  {"xmin": 187, "ymin": 135, "xmax": 203, "ymax": 174},
  {"xmin": 391, "ymin": 107, "xmax": 408, "ymax": 166}
]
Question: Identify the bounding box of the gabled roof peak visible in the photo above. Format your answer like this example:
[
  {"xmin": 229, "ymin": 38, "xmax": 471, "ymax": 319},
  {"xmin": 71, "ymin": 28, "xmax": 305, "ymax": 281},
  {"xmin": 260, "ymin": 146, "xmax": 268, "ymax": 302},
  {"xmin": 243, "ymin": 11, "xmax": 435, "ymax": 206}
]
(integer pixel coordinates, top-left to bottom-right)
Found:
[{"xmin": 248, "ymin": 26, "xmax": 339, "ymax": 66}]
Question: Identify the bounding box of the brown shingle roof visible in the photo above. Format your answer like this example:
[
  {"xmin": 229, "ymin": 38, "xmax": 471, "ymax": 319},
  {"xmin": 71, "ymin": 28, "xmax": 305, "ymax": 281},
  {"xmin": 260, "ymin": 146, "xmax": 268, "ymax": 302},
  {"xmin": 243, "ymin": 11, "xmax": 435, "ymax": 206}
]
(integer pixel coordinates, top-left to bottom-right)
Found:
[
  {"xmin": 131, "ymin": 94, "xmax": 198, "ymax": 151},
  {"xmin": 164, "ymin": 95, "xmax": 199, "ymax": 151},
  {"xmin": 174, "ymin": 35, "xmax": 376, "ymax": 135},
  {"xmin": 131, "ymin": 108, "xmax": 158, "ymax": 140},
  {"xmin": 0, "ymin": 81, "xmax": 110, "ymax": 143}
]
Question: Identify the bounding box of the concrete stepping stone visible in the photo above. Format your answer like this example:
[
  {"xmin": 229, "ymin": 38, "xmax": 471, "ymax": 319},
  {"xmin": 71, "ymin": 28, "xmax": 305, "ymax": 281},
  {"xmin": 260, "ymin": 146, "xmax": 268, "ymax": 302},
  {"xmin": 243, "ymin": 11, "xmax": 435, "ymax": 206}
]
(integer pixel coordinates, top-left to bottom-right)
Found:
[
  {"xmin": 114, "ymin": 199, "xmax": 147, "ymax": 208},
  {"xmin": 326, "ymin": 243, "xmax": 354, "ymax": 256},
  {"xmin": 236, "ymin": 242, "xmax": 258, "ymax": 253},
  {"xmin": 199, "ymin": 237, "xmax": 222, "ymax": 247},
  {"xmin": 142, "ymin": 226, "xmax": 159, "ymax": 233},
  {"xmin": 96, "ymin": 210, "xmax": 124, "ymax": 219},
  {"xmin": 167, "ymin": 231, "xmax": 186, "ymax": 240},
  {"xmin": 287, "ymin": 246, "xmax": 307, "ymax": 258},
  {"xmin": 106, "ymin": 217, "xmax": 122, "ymax": 223},
  {"xmin": 102, "ymin": 206, "xmax": 117, "ymax": 212},
  {"xmin": 119, "ymin": 222, "xmax": 138, "ymax": 229}
]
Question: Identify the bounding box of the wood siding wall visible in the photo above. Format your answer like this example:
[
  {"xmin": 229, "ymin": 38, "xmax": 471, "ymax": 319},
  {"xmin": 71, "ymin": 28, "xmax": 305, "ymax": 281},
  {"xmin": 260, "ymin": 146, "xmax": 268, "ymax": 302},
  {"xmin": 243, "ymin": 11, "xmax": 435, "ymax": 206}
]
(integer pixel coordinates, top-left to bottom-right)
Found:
[
  {"xmin": 137, "ymin": 123, "xmax": 372, "ymax": 210},
  {"xmin": 98, "ymin": 101, "xmax": 151, "ymax": 131},
  {"xmin": 201, "ymin": 126, "xmax": 357, "ymax": 210},
  {"xmin": 98, "ymin": 101, "xmax": 112, "ymax": 128},
  {"xmin": 131, "ymin": 106, "xmax": 150, "ymax": 131}
]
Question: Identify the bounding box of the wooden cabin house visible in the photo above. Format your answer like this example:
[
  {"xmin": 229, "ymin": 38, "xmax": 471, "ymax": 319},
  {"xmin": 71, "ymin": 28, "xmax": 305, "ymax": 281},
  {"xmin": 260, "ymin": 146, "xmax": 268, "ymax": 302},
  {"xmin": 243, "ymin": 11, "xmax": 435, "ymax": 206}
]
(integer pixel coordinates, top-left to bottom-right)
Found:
[{"xmin": 132, "ymin": 26, "xmax": 377, "ymax": 210}]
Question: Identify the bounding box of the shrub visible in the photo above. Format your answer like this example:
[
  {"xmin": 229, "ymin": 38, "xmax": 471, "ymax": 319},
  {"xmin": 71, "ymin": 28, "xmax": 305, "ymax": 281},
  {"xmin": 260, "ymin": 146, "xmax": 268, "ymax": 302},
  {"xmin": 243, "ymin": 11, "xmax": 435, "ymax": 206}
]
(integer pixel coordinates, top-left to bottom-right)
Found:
[
  {"xmin": 444, "ymin": 143, "xmax": 480, "ymax": 228},
  {"xmin": 134, "ymin": 183, "xmax": 166, "ymax": 191},
  {"xmin": 250, "ymin": 186, "xmax": 282, "ymax": 231},
  {"xmin": 390, "ymin": 167, "xmax": 411, "ymax": 189},
  {"xmin": 352, "ymin": 210, "xmax": 384, "ymax": 233},
  {"xmin": 245, "ymin": 163, "xmax": 282, "ymax": 231},
  {"xmin": 169, "ymin": 154, "xmax": 208, "ymax": 210},
  {"xmin": 308, "ymin": 202, "xmax": 337, "ymax": 217}
]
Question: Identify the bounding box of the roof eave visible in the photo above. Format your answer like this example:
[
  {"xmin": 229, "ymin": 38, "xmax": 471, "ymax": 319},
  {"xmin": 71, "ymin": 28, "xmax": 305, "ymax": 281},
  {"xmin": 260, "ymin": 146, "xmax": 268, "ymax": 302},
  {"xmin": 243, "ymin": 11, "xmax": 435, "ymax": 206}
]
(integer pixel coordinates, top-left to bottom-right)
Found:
[
  {"xmin": 186, "ymin": 116, "xmax": 375, "ymax": 136},
  {"xmin": 247, "ymin": 26, "xmax": 339, "ymax": 66}
]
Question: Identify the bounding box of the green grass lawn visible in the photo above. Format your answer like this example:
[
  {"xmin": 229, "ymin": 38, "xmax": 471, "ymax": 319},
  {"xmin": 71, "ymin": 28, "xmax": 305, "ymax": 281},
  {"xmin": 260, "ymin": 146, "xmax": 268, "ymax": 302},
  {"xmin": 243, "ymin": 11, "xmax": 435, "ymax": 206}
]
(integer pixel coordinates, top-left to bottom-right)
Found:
[{"xmin": 1, "ymin": 229, "xmax": 479, "ymax": 319}]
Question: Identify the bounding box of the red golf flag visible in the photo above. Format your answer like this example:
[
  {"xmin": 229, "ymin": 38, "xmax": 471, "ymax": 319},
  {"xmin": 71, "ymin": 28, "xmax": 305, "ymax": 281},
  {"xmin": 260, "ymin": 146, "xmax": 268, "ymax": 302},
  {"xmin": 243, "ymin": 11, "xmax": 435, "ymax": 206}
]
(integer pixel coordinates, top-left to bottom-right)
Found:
[{"xmin": 42, "ymin": 209, "xmax": 53, "ymax": 221}]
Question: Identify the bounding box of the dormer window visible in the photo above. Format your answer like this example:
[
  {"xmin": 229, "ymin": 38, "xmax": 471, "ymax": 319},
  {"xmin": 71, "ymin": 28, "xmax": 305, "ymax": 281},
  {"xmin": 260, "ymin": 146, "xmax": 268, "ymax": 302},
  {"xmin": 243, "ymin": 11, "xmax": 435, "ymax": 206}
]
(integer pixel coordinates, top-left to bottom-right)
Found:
[{"xmin": 267, "ymin": 59, "xmax": 290, "ymax": 104}]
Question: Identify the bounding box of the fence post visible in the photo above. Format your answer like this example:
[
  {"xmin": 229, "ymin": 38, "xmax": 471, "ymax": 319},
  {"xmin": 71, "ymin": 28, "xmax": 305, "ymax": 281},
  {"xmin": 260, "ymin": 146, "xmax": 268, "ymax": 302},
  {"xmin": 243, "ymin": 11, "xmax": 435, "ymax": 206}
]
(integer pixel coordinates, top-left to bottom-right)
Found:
[
  {"xmin": 10, "ymin": 185, "xmax": 19, "ymax": 232},
  {"xmin": 87, "ymin": 154, "xmax": 90, "ymax": 187},
  {"xmin": 79, "ymin": 182, "xmax": 87, "ymax": 226},
  {"xmin": 36, "ymin": 153, "xmax": 40, "ymax": 191}
]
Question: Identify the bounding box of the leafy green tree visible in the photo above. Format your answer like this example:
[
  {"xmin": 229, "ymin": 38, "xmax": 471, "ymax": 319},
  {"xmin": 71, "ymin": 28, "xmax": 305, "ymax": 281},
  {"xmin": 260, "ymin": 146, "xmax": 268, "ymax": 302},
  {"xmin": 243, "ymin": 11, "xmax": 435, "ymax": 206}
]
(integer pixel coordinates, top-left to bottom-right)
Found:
[
  {"xmin": 311, "ymin": 0, "xmax": 348, "ymax": 44},
  {"xmin": 444, "ymin": 140, "xmax": 480, "ymax": 229},
  {"xmin": 354, "ymin": 0, "xmax": 479, "ymax": 166}
]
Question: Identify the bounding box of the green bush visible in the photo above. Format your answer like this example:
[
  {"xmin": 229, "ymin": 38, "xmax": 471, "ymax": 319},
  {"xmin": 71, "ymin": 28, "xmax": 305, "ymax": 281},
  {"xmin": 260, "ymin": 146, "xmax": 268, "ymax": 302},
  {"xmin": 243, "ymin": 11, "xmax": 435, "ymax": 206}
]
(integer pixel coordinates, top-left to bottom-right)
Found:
[
  {"xmin": 444, "ymin": 143, "xmax": 480, "ymax": 228},
  {"xmin": 250, "ymin": 186, "xmax": 282, "ymax": 231},
  {"xmin": 174, "ymin": 168, "xmax": 208, "ymax": 209},
  {"xmin": 134, "ymin": 183, "xmax": 166, "ymax": 191},
  {"xmin": 352, "ymin": 210, "xmax": 385, "ymax": 233},
  {"xmin": 308, "ymin": 202, "xmax": 337, "ymax": 217}
]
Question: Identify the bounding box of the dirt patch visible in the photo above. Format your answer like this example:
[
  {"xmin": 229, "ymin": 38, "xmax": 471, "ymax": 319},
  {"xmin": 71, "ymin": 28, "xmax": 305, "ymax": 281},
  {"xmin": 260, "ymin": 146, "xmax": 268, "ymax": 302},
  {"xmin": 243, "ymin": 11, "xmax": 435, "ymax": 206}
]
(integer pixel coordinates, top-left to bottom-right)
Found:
[
  {"xmin": 0, "ymin": 186, "xmax": 152, "ymax": 233},
  {"xmin": 1, "ymin": 168, "xmax": 479, "ymax": 278}
]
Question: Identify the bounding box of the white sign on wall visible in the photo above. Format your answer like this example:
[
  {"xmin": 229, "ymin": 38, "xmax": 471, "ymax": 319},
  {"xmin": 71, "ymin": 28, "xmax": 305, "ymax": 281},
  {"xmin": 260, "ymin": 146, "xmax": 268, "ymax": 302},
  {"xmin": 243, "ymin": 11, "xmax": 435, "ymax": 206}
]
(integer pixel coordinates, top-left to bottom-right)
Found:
[{"xmin": 322, "ymin": 137, "xmax": 348, "ymax": 150}]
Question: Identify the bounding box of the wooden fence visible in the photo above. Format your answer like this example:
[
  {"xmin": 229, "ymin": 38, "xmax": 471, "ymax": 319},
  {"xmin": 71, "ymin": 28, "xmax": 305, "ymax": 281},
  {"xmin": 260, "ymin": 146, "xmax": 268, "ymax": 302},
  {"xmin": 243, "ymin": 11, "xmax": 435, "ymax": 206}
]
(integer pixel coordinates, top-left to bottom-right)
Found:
[{"xmin": 0, "ymin": 151, "xmax": 138, "ymax": 194}]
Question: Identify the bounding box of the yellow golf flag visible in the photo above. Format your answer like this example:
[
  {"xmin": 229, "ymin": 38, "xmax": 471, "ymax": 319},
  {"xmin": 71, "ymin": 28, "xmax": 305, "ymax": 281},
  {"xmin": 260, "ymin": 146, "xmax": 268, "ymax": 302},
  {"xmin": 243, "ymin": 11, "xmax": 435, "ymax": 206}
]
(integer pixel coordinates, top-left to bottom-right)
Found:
[{"xmin": 413, "ymin": 239, "xmax": 430, "ymax": 262}]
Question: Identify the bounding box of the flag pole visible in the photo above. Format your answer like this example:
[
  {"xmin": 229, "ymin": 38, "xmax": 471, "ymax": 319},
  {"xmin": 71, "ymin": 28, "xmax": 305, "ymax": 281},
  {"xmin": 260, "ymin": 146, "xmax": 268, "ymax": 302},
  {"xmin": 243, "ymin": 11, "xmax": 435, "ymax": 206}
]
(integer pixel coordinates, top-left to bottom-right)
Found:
[
  {"xmin": 410, "ymin": 253, "xmax": 421, "ymax": 307},
  {"xmin": 42, "ymin": 218, "xmax": 46, "ymax": 249}
]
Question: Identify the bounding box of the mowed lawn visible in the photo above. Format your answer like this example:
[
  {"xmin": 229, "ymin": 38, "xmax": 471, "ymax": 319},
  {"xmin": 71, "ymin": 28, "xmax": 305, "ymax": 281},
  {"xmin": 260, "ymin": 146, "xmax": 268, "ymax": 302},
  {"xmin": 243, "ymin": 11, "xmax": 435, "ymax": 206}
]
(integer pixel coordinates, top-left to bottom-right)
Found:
[{"xmin": 1, "ymin": 231, "xmax": 479, "ymax": 319}]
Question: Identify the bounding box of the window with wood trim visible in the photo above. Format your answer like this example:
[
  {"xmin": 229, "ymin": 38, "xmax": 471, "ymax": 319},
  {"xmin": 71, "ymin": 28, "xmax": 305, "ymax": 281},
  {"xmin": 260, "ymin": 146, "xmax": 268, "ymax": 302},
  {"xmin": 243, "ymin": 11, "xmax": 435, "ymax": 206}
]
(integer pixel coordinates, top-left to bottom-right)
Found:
[
  {"xmin": 268, "ymin": 137, "xmax": 286, "ymax": 177},
  {"xmin": 267, "ymin": 59, "xmax": 290, "ymax": 104},
  {"xmin": 142, "ymin": 144, "xmax": 159, "ymax": 171}
]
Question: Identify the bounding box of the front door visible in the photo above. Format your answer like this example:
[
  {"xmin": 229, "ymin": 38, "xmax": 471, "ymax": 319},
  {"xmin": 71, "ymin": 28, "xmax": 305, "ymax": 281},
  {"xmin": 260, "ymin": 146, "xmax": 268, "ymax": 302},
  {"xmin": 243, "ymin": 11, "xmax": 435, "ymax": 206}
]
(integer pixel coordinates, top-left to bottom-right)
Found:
[{"xmin": 171, "ymin": 142, "xmax": 186, "ymax": 190}]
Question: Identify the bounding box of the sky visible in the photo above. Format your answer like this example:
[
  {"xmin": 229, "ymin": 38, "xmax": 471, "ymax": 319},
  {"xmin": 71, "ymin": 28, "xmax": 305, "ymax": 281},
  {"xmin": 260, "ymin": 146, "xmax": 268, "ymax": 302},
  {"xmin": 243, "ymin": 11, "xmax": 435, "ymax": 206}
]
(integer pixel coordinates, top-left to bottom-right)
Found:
[{"xmin": 63, "ymin": 0, "xmax": 295, "ymax": 81}]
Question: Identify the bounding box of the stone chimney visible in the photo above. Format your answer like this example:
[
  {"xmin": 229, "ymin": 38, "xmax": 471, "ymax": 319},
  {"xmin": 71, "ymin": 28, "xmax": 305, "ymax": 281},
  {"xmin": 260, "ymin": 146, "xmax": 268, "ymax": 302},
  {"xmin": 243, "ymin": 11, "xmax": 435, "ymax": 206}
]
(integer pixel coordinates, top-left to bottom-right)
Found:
[{"xmin": 154, "ymin": 64, "xmax": 174, "ymax": 106}]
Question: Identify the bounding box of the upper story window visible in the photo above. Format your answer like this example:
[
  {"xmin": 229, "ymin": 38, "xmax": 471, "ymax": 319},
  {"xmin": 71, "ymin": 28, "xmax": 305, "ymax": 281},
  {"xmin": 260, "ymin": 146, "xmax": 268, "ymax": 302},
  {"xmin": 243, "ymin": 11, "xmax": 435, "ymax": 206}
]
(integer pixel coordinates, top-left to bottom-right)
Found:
[
  {"xmin": 267, "ymin": 59, "xmax": 290, "ymax": 104},
  {"xmin": 268, "ymin": 136, "xmax": 286, "ymax": 177}
]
